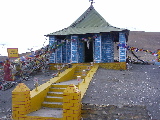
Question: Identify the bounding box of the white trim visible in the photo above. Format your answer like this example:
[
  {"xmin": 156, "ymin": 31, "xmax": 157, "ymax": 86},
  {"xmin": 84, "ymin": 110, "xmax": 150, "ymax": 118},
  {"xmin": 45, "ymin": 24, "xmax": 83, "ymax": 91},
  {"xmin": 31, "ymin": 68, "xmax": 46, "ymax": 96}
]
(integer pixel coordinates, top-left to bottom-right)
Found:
[{"xmin": 119, "ymin": 32, "xmax": 126, "ymax": 62}]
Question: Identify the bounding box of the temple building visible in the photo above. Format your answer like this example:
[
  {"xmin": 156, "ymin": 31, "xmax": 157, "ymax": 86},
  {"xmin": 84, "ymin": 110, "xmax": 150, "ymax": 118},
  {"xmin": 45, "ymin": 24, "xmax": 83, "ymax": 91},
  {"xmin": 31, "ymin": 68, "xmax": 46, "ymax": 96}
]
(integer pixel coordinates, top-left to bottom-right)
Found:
[{"xmin": 45, "ymin": 3, "xmax": 129, "ymax": 63}]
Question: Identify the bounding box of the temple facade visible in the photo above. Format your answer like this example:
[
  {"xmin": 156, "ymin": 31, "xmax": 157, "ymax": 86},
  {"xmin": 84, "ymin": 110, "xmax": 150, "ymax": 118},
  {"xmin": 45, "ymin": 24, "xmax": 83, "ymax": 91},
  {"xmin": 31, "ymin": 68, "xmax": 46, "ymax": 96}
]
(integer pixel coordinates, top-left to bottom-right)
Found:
[{"xmin": 45, "ymin": 4, "xmax": 129, "ymax": 63}]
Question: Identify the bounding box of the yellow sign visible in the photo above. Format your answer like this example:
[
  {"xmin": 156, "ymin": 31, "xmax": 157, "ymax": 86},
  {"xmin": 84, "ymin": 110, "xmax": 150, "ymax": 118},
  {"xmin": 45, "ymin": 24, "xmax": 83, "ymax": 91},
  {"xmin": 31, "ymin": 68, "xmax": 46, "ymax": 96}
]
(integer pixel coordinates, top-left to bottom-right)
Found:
[
  {"xmin": 158, "ymin": 49, "xmax": 160, "ymax": 62},
  {"xmin": 7, "ymin": 48, "xmax": 19, "ymax": 58},
  {"xmin": 157, "ymin": 49, "xmax": 160, "ymax": 55}
]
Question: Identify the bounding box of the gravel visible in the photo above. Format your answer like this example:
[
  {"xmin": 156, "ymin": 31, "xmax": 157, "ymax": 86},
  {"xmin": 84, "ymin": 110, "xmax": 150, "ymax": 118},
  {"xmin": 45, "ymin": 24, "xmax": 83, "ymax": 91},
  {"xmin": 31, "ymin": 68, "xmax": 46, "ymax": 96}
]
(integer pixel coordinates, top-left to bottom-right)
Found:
[{"xmin": 82, "ymin": 64, "xmax": 160, "ymax": 120}]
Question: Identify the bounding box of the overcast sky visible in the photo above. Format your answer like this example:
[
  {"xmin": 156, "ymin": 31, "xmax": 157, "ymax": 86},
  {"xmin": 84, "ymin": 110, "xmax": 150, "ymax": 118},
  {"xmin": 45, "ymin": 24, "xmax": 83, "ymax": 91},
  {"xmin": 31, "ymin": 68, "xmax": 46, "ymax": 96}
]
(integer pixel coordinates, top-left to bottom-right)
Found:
[{"xmin": 0, "ymin": 0, "xmax": 160, "ymax": 56}]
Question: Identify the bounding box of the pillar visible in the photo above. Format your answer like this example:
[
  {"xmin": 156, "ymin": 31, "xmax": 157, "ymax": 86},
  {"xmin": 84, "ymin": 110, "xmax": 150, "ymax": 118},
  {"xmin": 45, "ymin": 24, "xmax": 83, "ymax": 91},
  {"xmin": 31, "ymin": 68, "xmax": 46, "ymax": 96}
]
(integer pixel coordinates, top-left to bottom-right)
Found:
[
  {"xmin": 49, "ymin": 36, "xmax": 56, "ymax": 63},
  {"xmin": 71, "ymin": 35, "xmax": 78, "ymax": 63},
  {"xmin": 119, "ymin": 32, "xmax": 127, "ymax": 62},
  {"xmin": 66, "ymin": 39, "xmax": 71, "ymax": 63},
  {"xmin": 63, "ymin": 84, "xmax": 81, "ymax": 120},
  {"xmin": 56, "ymin": 39, "xmax": 62, "ymax": 63},
  {"xmin": 62, "ymin": 40, "xmax": 67, "ymax": 63},
  {"xmin": 94, "ymin": 34, "xmax": 101, "ymax": 63},
  {"xmin": 78, "ymin": 40, "xmax": 85, "ymax": 63},
  {"xmin": 12, "ymin": 83, "xmax": 31, "ymax": 120}
]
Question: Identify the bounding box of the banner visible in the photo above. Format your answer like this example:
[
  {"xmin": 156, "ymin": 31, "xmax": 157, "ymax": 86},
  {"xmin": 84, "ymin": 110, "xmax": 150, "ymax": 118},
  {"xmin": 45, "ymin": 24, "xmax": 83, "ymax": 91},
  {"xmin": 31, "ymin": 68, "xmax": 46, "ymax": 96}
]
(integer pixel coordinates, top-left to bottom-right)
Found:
[
  {"xmin": 7, "ymin": 48, "xmax": 19, "ymax": 58},
  {"xmin": 118, "ymin": 44, "xmax": 158, "ymax": 56}
]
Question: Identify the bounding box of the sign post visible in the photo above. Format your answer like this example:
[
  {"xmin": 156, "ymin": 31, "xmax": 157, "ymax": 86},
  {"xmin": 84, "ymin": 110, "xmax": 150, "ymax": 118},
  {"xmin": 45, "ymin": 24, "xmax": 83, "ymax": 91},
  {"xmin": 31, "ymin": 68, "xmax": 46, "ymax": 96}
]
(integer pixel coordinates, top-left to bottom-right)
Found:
[
  {"xmin": 34, "ymin": 77, "xmax": 38, "ymax": 91},
  {"xmin": 7, "ymin": 48, "xmax": 19, "ymax": 58}
]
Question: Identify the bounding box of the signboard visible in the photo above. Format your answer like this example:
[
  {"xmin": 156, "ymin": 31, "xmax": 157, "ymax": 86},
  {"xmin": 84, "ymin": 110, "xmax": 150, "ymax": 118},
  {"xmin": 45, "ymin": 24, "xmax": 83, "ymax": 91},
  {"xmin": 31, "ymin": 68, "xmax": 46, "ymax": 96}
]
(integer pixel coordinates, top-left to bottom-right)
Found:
[
  {"xmin": 157, "ymin": 49, "xmax": 160, "ymax": 62},
  {"xmin": 7, "ymin": 48, "xmax": 19, "ymax": 58}
]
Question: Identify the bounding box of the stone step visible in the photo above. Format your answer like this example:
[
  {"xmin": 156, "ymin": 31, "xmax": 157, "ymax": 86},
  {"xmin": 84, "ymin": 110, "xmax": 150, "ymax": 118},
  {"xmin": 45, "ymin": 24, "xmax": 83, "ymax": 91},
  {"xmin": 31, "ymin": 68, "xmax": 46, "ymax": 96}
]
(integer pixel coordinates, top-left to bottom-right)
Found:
[
  {"xmin": 51, "ymin": 84, "xmax": 78, "ymax": 88},
  {"xmin": 74, "ymin": 70, "xmax": 85, "ymax": 73},
  {"xmin": 47, "ymin": 92, "xmax": 63, "ymax": 97},
  {"xmin": 46, "ymin": 96, "xmax": 63, "ymax": 98},
  {"xmin": 72, "ymin": 76, "xmax": 85, "ymax": 79},
  {"xmin": 49, "ymin": 88, "xmax": 66, "ymax": 92},
  {"xmin": 73, "ymin": 73, "xmax": 83, "ymax": 75},
  {"xmin": 27, "ymin": 107, "xmax": 63, "ymax": 118},
  {"xmin": 44, "ymin": 96, "xmax": 63, "ymax": 102},
  {"xmin": 51, "ymin": 84, "xmax": 70, "ymax": 88},
  {"xmin": 42, "ymin": 102, "xmax": 63, "ymax": 108}
]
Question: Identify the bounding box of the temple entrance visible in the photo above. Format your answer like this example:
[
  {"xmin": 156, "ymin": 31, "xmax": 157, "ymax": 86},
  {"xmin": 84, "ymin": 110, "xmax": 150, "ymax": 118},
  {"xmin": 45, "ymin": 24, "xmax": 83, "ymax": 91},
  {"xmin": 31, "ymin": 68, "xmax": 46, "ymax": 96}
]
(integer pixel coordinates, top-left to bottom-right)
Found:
[{"xmin": 84, "ymin": 41, "xmax": 93, "ymax": 62}]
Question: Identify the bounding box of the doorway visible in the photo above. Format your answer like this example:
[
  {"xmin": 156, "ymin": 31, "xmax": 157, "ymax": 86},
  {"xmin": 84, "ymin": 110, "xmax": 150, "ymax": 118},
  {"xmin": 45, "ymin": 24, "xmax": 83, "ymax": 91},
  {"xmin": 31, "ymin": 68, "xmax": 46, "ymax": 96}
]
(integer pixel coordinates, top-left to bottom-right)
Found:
[{"xmin": 84, "ymin": 41, "xmax": 93, "ymax": 62}]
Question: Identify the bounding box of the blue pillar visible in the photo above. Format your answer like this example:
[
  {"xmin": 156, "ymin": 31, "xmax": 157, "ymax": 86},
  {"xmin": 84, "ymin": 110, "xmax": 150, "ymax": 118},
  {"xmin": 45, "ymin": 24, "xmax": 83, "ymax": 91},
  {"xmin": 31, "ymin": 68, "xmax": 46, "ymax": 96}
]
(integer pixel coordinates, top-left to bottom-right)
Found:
[
  {"xmin": 49, "ymin": 36, "xmax": 56, "ymax": 63},
  {"xmin": 119, "ymin": 32, "xmax": 126, "ymax": 62},
  {"xmin": 94, "ymin": 34, "xmax": 101, "ymax": 63},
  {"xmin": 71, "ymin": 35, "xmax": 78, "ymax": 63},
  {"xmin": 56, "ymin": 40, "xmax": 62, "ymax": 63},
  {"xmin": 66, "ymin": 40, "xmax": 71, "ymax": 63},
  {"xmin": 78, "ymin": 40, "xmax": 84, "ymax": 63},
  {"xmin": 62, "ymin": 41, "xmax": 67, "ymax": 63}
]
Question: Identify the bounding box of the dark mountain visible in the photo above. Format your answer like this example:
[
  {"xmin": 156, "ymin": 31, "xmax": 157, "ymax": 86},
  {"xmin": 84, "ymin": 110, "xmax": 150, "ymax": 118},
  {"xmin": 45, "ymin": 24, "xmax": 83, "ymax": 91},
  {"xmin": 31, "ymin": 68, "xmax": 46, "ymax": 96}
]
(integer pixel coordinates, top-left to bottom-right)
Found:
[
  {"xmin": 114, "ymin": 31, "xmax": 160, "ymax": 61},
  {"xmin": 128, "ymin": 31, "xmax": 160, "ymax": 51}
]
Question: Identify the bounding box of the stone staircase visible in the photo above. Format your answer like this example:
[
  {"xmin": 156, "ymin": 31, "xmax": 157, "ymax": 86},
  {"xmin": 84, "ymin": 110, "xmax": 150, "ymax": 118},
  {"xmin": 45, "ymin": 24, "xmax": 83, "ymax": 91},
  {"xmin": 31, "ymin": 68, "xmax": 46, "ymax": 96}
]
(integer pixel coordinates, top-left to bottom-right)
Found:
[
  {"xmin": 42, "ymin": 84, "xmax": 65, "ymax": 108},
  {"xmin": 42, "ymin": 84, "xmax": 80, "ymax": 108},
  {"xmin": 72, "ymin": 65, "xmax": 90, "ymax": 79},
  {"xmin": 42, "ymin": 65, "xmax": 91, "ymax": 109}
]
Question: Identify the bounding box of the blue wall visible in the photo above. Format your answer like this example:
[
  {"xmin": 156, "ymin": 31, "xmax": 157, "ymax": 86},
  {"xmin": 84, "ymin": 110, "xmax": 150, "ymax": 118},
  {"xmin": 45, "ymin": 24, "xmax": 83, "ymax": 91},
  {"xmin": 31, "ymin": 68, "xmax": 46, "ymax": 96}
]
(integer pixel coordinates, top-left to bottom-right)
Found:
[
  {"xmin": 101, "ymin": 33, "xmax": 114, "ymax": 63},
  {"xmin": 62, "ymin": 41, "xmax": 67, "ymax": 63},
  {"xmin": 49, "ymin": 32, "xmax": 126, "ymax": 63},
  {"xmin": 66, "ymin": 40, "xmax": 71, "ymax": 63},
  {"xmin": 78, "ymin": 40, "xmax": 85, "ymax": 63},
  {"xmin": 56, "ymin": 40, "xmax": 62, "ymax": 63}
]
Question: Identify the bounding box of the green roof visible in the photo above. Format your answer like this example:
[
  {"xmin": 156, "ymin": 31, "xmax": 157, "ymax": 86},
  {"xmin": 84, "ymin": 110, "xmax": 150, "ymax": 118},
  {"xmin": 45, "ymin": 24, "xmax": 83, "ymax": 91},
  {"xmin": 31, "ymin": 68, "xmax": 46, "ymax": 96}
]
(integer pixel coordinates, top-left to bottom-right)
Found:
[{"xmin": 47, "ymin": 5, "xmax": 125, "ymax": 36}]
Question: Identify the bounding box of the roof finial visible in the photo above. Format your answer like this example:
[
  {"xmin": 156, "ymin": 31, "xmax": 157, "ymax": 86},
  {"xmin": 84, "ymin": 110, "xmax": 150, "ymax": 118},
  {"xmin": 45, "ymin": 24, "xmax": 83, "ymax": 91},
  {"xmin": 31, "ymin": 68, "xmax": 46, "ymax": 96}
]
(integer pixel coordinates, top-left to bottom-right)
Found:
[{"xmin": 89, "ymin": 0, "xmax": 95, "ymax": 6}]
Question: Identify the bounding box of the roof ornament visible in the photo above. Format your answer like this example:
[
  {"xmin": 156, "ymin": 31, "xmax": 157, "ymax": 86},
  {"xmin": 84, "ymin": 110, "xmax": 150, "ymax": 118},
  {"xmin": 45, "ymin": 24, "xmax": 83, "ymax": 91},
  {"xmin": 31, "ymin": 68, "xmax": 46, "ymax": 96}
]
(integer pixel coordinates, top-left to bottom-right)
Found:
[{"xmin": 89, "ymin": 0, "xmax": 95, "ymax": 6}]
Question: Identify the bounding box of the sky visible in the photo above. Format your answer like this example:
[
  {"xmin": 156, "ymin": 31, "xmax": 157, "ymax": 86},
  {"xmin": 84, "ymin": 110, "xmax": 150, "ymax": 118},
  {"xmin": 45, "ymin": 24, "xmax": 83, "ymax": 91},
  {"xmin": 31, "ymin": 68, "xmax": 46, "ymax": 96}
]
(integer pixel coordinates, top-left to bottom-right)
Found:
[{"xmin": 0, "ymin": 0, "xmax": 160, "ymax": 56}]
